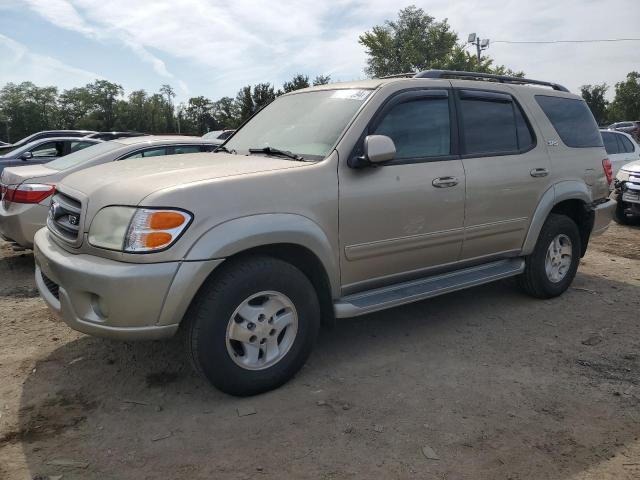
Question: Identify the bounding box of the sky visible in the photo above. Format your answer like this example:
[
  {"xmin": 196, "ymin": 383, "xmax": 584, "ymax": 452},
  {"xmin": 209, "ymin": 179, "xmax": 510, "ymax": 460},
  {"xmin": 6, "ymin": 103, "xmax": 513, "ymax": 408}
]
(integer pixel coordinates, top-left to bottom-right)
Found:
[{"xmin": 0, "ymin": 0, "xmax": 638, "ymax": 103}]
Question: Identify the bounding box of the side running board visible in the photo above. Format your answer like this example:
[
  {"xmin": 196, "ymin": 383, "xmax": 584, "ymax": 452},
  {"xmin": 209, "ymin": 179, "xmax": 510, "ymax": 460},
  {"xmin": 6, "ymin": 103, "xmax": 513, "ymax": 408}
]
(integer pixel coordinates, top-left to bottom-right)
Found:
[{"xmin": 334, "ymin": 258, "xmax": 525, "ymax": 318}]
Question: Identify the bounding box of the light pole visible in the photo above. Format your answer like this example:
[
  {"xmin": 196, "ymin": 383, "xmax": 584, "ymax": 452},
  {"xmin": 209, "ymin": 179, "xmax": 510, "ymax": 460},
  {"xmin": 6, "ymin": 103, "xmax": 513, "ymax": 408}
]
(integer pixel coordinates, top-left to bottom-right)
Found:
[{"xmin": 468, "ymin": 33, "xmax": 490, "ymax": 63}]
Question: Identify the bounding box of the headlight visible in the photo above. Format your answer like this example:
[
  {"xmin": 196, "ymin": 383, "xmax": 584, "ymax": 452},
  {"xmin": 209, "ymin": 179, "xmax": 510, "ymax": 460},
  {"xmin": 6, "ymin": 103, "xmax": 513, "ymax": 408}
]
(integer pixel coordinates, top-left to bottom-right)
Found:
[
  {"xmin": 88, "ymin": 206, "xmax": 192, "ymax": 253},
  {"xmin": 616, "ymin": 170, "xmax": 630, "ymax": 182}
]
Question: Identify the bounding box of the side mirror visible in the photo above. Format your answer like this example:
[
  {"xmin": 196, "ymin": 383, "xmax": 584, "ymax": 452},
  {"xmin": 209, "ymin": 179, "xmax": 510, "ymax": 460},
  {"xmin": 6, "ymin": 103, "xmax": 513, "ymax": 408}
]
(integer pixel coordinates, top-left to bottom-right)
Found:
[
  {"xmin": 365, "ymin": 135, "xmax": 396, "ymax": 163},
  {"xmin": 348, "ymin": 135, "xmax": 396, "ymax": 168},
  {"xmin": 20, "ymin": 151, "xmax": 33, "ymax": 161}
]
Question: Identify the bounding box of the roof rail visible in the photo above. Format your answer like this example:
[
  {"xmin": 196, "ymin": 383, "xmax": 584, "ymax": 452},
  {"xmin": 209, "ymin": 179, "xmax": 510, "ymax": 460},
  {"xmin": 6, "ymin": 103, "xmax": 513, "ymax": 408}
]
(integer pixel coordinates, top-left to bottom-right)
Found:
[
  {"xmin": 412, "ymin": 69, "xmax": 570, "ymax": 92},
  {"xmin": 380, "ymin": 72, "xmax": 416, "ymax": 79}
]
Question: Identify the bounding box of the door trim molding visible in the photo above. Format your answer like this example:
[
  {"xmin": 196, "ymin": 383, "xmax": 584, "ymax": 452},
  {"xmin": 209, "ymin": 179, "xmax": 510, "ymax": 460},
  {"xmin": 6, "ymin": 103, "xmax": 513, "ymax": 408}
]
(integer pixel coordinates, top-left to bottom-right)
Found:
[{"xmin": 344, "ymin": 227, "xmax": 465, "ymax": 261}]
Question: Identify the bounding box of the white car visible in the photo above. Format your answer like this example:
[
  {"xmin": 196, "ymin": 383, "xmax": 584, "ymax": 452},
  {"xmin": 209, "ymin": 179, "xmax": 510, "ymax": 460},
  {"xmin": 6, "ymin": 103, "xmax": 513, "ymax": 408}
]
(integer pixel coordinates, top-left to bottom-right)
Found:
[{"xmin": 600, "ymin": 129, "xmax": 640, "ymax": 175}]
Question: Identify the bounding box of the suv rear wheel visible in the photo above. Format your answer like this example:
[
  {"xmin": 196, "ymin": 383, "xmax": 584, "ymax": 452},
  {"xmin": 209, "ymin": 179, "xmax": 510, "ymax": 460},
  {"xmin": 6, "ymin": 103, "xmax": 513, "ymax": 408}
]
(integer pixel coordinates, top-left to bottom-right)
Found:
[
  {"xmin": 184, "ymin": 255, "xmax": 320, "ymax": 396},
  {"xmin": 518, "ymin": 213, "xmax": 581, "ymax": 299}
]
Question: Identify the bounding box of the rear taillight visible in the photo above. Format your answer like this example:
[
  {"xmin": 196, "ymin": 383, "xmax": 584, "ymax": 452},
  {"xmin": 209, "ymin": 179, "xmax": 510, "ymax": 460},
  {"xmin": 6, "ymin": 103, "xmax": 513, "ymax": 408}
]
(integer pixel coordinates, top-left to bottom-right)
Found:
[
  {"xmin": 4, "ymin": 184, "xmax": 55, "ymax": 204},
  {"xmin": 602, "ymin": 158, "xmax": 613, "ymax": 185}
]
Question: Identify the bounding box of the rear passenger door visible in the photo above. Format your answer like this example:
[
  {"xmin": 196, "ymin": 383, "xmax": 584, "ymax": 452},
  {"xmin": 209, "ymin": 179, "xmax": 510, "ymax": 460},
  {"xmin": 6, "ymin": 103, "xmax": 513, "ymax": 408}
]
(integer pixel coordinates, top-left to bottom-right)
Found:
[{"xmin": 454, "ymin": 87, "xmax": 552, "ymax": 260}]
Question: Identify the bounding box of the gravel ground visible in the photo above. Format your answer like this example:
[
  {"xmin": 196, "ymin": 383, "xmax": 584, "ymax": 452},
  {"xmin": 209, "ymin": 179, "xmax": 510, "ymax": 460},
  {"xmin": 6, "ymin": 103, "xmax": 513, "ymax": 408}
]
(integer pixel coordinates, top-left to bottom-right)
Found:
[{"xmin": 1, "ymin": 223, "xmax": 639, "ymax": 480}]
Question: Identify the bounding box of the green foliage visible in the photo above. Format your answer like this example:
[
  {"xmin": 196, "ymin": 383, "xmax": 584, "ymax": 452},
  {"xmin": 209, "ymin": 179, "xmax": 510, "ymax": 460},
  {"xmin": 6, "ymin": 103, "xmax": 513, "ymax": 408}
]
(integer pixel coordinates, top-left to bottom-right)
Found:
[
  {"xmin": 359, "ymin": 5, "xmax": 522, "ymax": 78},
  {"xmin": 282, "ymin": 74, "xmax": 310, "ymax": 93},
  {"xmin": 580, "ymin": 84, "xmax": 609, "ymax": 125},
  {"xmin": 607, "ymin": 72, "xmax": 640, "ymax": 123},
  {"xmin": 312, "ymin": 75, "xmax": 331, "ymax": 86}
]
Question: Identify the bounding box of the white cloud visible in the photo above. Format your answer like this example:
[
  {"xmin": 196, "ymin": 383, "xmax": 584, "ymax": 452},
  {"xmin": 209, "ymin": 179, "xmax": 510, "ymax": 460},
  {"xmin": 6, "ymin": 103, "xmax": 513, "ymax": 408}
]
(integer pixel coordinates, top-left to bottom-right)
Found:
[
  {"xmin": 0, "ymin": 34, "xmax": 100, "ymax": 89},
  {"xmin": 7, "ymin": 0, "xmax": 640, "ymax": 99}
]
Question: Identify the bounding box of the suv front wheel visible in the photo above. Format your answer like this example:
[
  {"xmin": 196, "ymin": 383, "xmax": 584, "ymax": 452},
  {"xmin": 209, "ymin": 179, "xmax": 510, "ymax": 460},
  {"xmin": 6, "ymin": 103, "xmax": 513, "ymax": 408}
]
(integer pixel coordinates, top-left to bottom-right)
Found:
[
  {"xmin": 518, "ymin": 213, "xmax": 581, "ymax": 299},
  {"xmin": 184, "ymin": 255, "xmax": 320, "ymax": 396}
]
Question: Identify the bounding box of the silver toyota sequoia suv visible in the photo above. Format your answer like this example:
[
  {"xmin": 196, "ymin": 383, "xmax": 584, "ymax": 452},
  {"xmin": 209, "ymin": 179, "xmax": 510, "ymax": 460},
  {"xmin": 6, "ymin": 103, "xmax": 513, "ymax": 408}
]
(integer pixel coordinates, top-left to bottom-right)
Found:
[{"xmin": 34, "ymin": 71, "xmax": 615, "ymax": 396}]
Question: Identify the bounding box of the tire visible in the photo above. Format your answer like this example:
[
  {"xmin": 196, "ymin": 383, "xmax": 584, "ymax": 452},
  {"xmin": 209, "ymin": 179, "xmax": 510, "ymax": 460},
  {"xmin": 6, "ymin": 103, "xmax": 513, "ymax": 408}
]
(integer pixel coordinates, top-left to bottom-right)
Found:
[
  {"xmin": 614, "ymin": 200, "xmax": 640, "ymax": 226},
  {"xmin": 518, "ymin": 213, "xmax": 581, "ymax": 299},
  {"xmin": 183, "ymin": 255, "xmax": 320, "ymax": 396}
]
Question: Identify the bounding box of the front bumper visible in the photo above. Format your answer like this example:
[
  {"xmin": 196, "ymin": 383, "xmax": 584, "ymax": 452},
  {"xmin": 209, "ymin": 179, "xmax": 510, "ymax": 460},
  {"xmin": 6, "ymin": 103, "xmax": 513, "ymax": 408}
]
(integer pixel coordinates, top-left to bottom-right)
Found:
[
  {"xmin": 591, "ymin": 198, "xmax": 616, "ymax": 235},
  {"xmin": 33, "ymin": 228, "xmax": 223, "ymax": 340},
  {"xmin": 0, "ymin": 201, "xmax": 48, "ymax": 249}
]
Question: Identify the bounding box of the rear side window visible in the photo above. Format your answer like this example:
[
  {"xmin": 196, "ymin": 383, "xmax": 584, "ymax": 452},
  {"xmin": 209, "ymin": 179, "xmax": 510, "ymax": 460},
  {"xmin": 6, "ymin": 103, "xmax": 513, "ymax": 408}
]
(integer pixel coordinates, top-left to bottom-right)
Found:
[
  {"xmin": 619, "ymin": 135, "xmax": 635, "ymax": 153},
  {"xmin": 69, "ymin": 141, "xmax": 95, "ymax": 153},
  {"xmin": 602, "ymin": 132, "xmax": 620, "ymax": 155},
  {"xmin": 123, "ymin": 147, "xmax": 167, "ymax": 159},
  {"xmin": 373, "ymin": 97, "xmax": 450, "ymax": 159},
  {"xmin": 173, "ymin": 145, "xmax": 203, "ymax": 154},
  {"xmin": 535, "ymin": 95, "xmax": 602, "ymax": 148},
  {"xmin": 458, "ymin": 91, "xmax": 534, "ymax": 155}
]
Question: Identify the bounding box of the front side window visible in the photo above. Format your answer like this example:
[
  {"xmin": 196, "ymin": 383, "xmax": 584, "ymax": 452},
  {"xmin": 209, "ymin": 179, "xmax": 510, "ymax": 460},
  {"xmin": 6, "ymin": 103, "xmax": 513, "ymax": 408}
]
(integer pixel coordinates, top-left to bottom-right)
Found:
[
  {"xmin": 46, "ymin": 141, "xmax": 122, "ymax": 170},
  {"xmin": 459, "ymin": 93, "xmax": 534, "ymax": 155},
  {"xmin": 373, "ymin": 98, "xmax": 450, "ymax": 159},
  {"xmin": 536, "ymin": 95, "xmax": 602, "ymax": 148},
  {"xmin": 602, "ymin": 132, "xmax": 620, "ymax": 155},
  {"xmin": 31, "ymin": 141, "xmax": 63, "ymax": 157},
  {"xmin": 224, "ymin": 89, "xmax": 372, "ymax": 160}
]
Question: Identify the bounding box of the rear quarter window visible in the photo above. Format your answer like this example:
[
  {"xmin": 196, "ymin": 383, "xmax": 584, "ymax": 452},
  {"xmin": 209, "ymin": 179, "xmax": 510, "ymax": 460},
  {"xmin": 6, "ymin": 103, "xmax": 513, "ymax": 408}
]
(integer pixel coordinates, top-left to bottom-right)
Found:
[{"xmin": 535, "ymin": 95, "xmax": 603, "ymax": 148}]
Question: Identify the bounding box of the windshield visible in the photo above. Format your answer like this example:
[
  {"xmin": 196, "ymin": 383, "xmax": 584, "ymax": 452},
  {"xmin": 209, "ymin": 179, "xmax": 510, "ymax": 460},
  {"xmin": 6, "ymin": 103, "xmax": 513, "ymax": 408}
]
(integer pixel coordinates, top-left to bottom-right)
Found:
[
  {"xmin": 203, "ymin": 130, "xmax": 224, "ymax": 140},
  {"xmin": 224, "ymin": 89, "xmax": 372, "ymax": 160},
  {"xmin": 46, "ymin": 141, "xmax": 121, "ymax": 170}
]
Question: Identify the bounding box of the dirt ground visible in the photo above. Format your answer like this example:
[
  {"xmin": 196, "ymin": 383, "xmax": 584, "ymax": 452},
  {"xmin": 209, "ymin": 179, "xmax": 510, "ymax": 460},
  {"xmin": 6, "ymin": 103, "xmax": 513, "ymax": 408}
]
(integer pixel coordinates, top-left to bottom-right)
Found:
[{"xmin": 0, "ymin": 224, "xmax": 639, "ymax": 480}]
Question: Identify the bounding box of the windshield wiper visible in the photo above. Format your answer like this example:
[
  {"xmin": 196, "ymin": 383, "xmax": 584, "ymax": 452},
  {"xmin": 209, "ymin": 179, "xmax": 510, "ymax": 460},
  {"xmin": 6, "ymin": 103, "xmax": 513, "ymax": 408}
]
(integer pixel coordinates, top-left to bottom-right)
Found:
[
  {"xmin": 248, "ymin": 146, "xmax": 305, "ymax": 162},
  {"xmin": 214, "ymin": 145, "xmax": 233, "ymax": 153}
]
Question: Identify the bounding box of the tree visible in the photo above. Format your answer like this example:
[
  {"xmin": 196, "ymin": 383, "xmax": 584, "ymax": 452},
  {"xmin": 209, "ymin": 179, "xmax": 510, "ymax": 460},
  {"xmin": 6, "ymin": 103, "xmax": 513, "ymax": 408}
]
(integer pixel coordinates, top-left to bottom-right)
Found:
[
  {"xmin": 580, "ymin": 84, "xmax": 609, "ymax": 125},
  {"xmin": 359, "ymin": 6, "xmax": 457, "ymax": 77},
  {"xmin": 212, "ymin": 96, "xmax": 239, "ymax": 129},
  {"xmin": 608, "ymin": 72, "xmax": 640, "ymax": 123},
  {"xmin": 159, "ymin": 84, "xmax": 176, "ymax": 132},
  {"xmin": 312, "ymin": 74, "xmax": 331, "ymax": 86},
  {"xmin": 235, "ymin": 85, "xmax": 254, "ymax": 123},
  {"xmin": 252, "ymin": 83, "xmax": 276, "ymax": 112},
  {"xmin": 282, "ymin": 74, "xmax": 310, "ymax": 93},
  {"xmin": 359, "ymin": 5, "xmax": 521, "ymax": 78},
  {"xmin": 86, "ymin": 80, "xmax": 124, "ymax": 130},
  {"xmin": 184, "ymin": 96, "xmax": 215, "ymax": 134},
  {"xmin": 58, "ymin": 87, "xmax": 93, "ymax": 129}
]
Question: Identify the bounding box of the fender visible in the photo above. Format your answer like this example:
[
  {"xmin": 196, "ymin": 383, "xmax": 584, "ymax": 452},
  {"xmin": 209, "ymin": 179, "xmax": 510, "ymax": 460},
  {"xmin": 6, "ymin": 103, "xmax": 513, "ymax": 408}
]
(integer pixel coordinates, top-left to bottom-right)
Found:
[
  {"xmin": 521, "ymin": 180, "xmax": 592, "ymax": 255},
  {"xmin": 184, "ymin": 213, "xmax": 340, "ymax": 296}
]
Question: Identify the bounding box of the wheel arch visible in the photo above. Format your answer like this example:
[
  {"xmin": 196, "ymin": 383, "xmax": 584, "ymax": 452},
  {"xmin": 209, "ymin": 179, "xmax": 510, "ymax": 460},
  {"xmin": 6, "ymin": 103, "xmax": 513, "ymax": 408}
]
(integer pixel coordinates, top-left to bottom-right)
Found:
[
  {"xmin": 183, "ymin": 214, "xmax": 339, "ymax": 326},
  {"xmin": 522, "ymin": 181, "xmax": 594, "ymax": 257}
]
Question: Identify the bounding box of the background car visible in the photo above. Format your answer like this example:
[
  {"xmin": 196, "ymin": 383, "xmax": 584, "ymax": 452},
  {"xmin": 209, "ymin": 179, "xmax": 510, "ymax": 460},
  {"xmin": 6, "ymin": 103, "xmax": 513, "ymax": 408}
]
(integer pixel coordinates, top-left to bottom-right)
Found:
[
  {"xmin": 0, "ymin": 137, "xmax": 102, "ymax": 175},
  {"xmin": 0, "ymin": 135, "xmax": 220, "ymax": 248},
  {"xmin": 608, "ymin": 121, "xmax": 640, "ymax": 140},
  {"xmin": 600, "ymin": 129, "xmax": 640, "ymax": 175},
  {"xmin": 0, "ymin": 130, "xmax": 96, "ymax": 154},
  {"xmin": 83, "ymin": 131, "xmax": 148, "ymax": 141},
  {"xmin": 202, "ymin": 129, "xmax": 235, "ymax": 144}
]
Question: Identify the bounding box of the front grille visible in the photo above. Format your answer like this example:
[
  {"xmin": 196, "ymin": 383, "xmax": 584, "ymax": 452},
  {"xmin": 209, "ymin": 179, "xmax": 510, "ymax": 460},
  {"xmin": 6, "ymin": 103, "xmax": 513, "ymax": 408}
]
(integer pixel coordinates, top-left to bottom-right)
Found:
[
  {"xmin": 41, "ymin": 272, "xmax": 60, "ymax": 300},
  {"xmin": 47, "ymin": 192, "xmax": 82, "ymax": 243}
]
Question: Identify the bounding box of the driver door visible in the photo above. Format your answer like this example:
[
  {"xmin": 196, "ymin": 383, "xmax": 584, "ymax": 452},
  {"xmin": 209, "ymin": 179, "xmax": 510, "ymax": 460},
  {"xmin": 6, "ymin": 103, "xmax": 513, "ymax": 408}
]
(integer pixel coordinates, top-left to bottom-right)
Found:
[{"xmin": 338, "ymin": 89, "xmax": 465, "ymax": 293}]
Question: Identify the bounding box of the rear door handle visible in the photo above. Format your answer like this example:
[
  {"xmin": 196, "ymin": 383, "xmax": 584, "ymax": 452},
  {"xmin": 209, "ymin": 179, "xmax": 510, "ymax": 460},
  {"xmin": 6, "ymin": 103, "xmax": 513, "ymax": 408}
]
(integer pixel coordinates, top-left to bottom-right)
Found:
[
  {"xmin": 432, "ymin": 176, "xmax": 459, "ymax": 188},
  {"xmin": 530, "ymin": 168, "xmax": 549, "ymax": 178}
]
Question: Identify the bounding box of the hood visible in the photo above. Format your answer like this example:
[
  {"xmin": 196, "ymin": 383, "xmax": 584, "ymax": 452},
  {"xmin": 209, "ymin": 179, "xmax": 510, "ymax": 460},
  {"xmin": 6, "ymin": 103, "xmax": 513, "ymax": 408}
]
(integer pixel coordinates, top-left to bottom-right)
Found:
[
  {"xmin": 58, "ymin": 152, "xmax": 308, "ymax": 206},
  {"xmin": 621, "ymin": 160, "xmax": 640, "ymax": 174},
  {"xmin": 1, "ymin": 164, "xmax": 59, "ymax": 185}
]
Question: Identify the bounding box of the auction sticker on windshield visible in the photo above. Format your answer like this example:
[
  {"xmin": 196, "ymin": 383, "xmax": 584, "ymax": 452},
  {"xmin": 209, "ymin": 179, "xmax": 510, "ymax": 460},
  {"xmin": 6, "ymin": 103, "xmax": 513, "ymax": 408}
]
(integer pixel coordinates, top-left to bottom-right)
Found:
[{"xmin": 330, "ymin": 89, "xmax": 372, "ymax": 101}]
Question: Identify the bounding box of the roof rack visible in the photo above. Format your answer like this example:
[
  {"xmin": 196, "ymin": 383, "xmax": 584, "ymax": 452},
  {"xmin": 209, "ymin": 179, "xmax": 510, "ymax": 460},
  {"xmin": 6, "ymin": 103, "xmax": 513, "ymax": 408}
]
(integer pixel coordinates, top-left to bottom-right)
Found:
[
  {"xmin": 414, "ymin": 70, "xmax": 570, "ymax": 92},
  {"xmin": 380, "ymin": 72, "xmax": 416, "ymax": 79}
]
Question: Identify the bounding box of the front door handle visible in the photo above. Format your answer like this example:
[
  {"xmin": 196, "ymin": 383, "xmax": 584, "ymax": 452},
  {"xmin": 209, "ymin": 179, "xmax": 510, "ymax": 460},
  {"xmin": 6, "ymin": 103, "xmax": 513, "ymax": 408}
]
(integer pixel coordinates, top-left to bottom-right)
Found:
[
  {"xmin": 530, "ymin": 167, "xmax": 549, "ymax": 178},
  {"xmin": 432, "ymin": 176, "xmax": 459, "ymax": 188}
]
